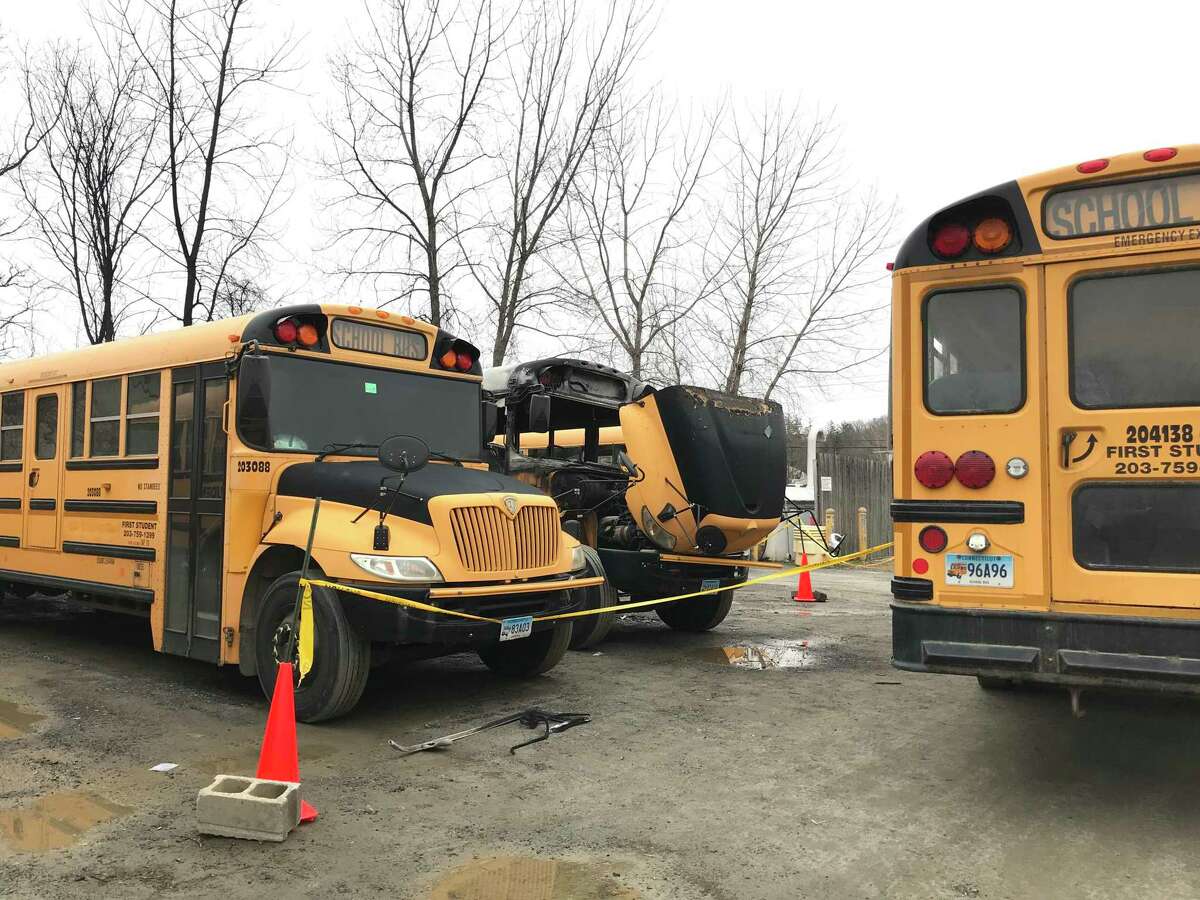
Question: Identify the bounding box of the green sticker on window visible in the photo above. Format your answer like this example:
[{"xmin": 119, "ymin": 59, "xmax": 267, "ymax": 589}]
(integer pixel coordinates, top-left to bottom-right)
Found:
[{"xmin": 364, "ymin": 382, "xmax": 377, "ymax": 395}]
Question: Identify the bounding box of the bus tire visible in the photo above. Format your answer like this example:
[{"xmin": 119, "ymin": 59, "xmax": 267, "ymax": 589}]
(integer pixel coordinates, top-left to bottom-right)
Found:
[
  {"xmin": 478, "ymin": 621, "xmax": 572, "ymax": 677},
  {"xmin": 568, "ymin": 546, "xmax": 617, "ymax": 650},
  {"xmin": 656, "ymin": 589, "xmax": 735, "ymax": 632},
  {"xmin": 254, "ymin": 571, "xmax": 370, "ymax": 723}
]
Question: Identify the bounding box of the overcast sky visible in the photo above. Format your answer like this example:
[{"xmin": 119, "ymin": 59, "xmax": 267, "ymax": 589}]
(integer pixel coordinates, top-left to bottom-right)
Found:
[{"xmin": 2, "ymin": 0, "xmax": 1193, "ymax": 427}]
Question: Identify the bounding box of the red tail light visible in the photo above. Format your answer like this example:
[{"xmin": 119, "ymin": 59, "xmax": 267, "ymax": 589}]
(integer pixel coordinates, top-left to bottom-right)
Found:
[
  {"xmin": 955, "ymin": 450, "xmax": 995, "ymax": 489},
  {"xmin": 931, "ymin": 223, "xmax": 970, "ymax": 259},
  {"xmin": 454, "ymin": 352, "xmax": 474, "ymax": 371},
  {"xmin": 914, "ymin": 450, "xmax": 955, "ymax": 488},
  {"xmin": 273, "ymin": 318, "xmax": 299, "ymax": 344},
  {"xmin": 918, "ymin": 526, "xmax": 948, "ymax": 553}
]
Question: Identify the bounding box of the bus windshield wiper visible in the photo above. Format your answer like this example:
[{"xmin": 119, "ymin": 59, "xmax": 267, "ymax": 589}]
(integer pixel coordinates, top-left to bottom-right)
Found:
[{"xmin": 315, "ymin": 442, "xmax": 376, "ymax": 462}]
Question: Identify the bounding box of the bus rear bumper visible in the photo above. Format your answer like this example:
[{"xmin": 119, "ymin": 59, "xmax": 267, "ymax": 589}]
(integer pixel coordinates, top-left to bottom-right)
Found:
[{"xmin": 892, "ymin": 601, "xmax": 1200, "ymax": 693}]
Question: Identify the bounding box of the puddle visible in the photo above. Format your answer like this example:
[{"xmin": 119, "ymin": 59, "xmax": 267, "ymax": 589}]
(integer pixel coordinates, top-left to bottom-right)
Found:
[
  {"xmin": 0, "ymin": 700, "xmax": 44, "ymax": 740},
  {"xmin": 0, "ymin": 791, "xmax": 131, "ymax": 852},
  {"xmin": 429, "ymin": 856, "xmax": 638, "ymax": 900},
  {"xmin": 697, "ymin": 639, "xmax": 817, "ymax": 670}
]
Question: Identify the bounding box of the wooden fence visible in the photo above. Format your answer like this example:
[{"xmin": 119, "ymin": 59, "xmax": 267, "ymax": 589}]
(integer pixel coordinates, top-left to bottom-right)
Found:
[{"xmin": 815, "ymin": 452, "xmax": 893, "ymax": 559}]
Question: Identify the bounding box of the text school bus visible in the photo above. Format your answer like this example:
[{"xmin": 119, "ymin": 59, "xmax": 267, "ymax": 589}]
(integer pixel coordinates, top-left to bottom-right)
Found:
[
  {"xmin": 890, "ymin": 145, "xmax": 1200, "ymax": 698},
  {"xmin": 0, "ymin": 306, "xmax": 599, "ymax": 720},
  {"xmin": 485, "ymin": 358, "xmax": 787, "ymax": 648}
]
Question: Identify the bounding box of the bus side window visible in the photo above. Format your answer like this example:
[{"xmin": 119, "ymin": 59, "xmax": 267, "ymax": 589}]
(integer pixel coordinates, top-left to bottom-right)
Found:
[
  {"xmin": 0, "ymin": 392, "xmax": 22, "ymax": 461},
  {"xmin": 35, "ymin": 395, "xmax": 57, "ymax": 460},
  {"xmin": 126, "ymin": 372, "xmax": 161, "ymax": 456},
  {"xmin": 89, "ymin": 378, "xmax": 121, "ymax": 457},
  {"xmin": 70, "ymin": 382, "xmax": 86, "ymax": 457}
]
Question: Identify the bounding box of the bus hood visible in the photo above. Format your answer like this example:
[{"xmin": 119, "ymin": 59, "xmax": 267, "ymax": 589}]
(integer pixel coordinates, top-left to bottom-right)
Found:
[
  {"xmin": 276, "ymin": 460, "xmax": 544, "ymax": 526},
  {"xmin": 619, "ymin": 386, "xmax": 786, "ymax": 556}
]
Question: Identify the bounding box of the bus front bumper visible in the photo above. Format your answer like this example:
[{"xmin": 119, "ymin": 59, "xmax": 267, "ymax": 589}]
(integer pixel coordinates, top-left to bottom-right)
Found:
[
  {"xmin": 893, "ymin": 600, "xmax": 1200, "ymax": 693},
  {"xmin": 335, "ymin": 574, "xmax": 600, "ymax": 646},
  {"xmin": 597, "ymin": 548, "xmax": 747, "ymax": 598}
]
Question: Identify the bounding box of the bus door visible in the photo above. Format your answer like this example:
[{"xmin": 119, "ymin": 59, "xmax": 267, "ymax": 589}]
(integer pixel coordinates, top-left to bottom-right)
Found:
[
  {"xmin": 23, "ymin": 388, "xmax": 64, "ymax": 550},
  {"xmin": 162, "ymin": 363, "xmax": 228, "ymax": 661},
  {"xmin": 1045, "ymin": 257, "xmax": 1200, "ymax": 609}
]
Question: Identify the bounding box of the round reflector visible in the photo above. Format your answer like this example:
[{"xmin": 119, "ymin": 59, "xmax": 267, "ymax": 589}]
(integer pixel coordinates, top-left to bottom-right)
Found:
[
  {"xmin": 454, "ymin": 352, "xmax": 473, "ymax": 372},
  {"xmin": 914, "ymin": 450, "xmax": 955, "ymax": 489},
  {"xmin": 1076, "ymin": 158, "xmax": 1109, "ymax": 174},
  {"xmin": 273, "ymin": 318, "xmax": 299, "ymax": 344},
  {"xmin": 931, "ymin": 223, "xmax": 970, "ymax": 259},
  {"xmin": 973, "ymin": 217, "xmax": 1012, "ymax": 254},
  {"xmin": 912, "ymin": 558, "xmax": 929, "ymax": 575},
  {"xmin": 918, "ymin": 526, "xmax": 948, "ymax": 554},
  {"xmin": 1144, "ymin": 147, "xmax": 1177, "ymax": 163},
  {"xmin": 439, "ymin": 349, "xmax": 458, "ymax": 369},
  {"xmin": 955, "ymin": 450, "xmax": 996, "ymax": 489},
  {"xmin": 297, "ymin": 323, "xmax": 319, "ymax": 347}
]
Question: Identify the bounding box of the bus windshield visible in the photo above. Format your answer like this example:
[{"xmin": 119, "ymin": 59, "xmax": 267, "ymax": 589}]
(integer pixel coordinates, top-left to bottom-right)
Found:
[{"xmin": 238, "ymin": 354, "xmax": 482, "ymax": 461}]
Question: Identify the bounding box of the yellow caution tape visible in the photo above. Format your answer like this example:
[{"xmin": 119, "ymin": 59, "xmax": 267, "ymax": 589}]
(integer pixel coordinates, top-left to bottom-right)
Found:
[{"xmin": 295, "ymin": 540, "xmax": 894, "ymax": 662}]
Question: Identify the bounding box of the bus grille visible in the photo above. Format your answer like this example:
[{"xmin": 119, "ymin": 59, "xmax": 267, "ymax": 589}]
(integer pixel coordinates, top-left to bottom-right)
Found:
[{"xmin": 449, "ymin": 504, "xmax": 559, "ymax": 573}]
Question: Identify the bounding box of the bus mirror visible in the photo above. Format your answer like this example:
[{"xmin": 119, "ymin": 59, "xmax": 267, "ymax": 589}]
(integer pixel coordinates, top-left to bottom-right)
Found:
[
  {"xmin": 236, "ymin": 353, "xmax": 272, "ymax": 447},
  {"xmin": 482, "ymin": 401, "xmax": 500, "ymax": 444},
  {"xmin": 528, "ymin": 394, "xmax": 551, "ymax": 433},
  {"xmin": 379, "ymin": 434, "xmax": 430, "ymax": 474}
]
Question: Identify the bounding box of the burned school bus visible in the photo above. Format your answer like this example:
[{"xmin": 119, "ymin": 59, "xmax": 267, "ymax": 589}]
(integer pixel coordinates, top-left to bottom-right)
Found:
[
  {"xmin": 484, "ymin": 358, "xmax": 787, "ymax": 647},
  {"xmin": 0, "ymin": 306, "xmax": 599, "ymax": 721}
]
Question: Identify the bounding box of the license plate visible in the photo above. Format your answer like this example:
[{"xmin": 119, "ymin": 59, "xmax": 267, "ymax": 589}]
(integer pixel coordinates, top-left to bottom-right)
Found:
[
  {"xmin": 499, "ymin": 616, "xmax": 533, "ymax": 642},
  {"xmin": 701, "ymin": 578, "xmax": 721, "ymax": 591},
  {"xmin": 945, "ymin": 553, "xmax": 1013, "ymax": 588}
]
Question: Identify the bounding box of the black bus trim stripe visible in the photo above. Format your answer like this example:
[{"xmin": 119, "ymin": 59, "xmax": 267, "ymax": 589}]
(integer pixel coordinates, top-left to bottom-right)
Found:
[
  {"xmin": 65, "ymin": 458, "xmax": 160, "ymax": 471},
  {"xmin": 62, "ymin": 541, "xmax": 155, "ymax": 562},
  {"xmin": 0, "ymin": 567, "xmax": 152, "ymax": 605},
  {"xmin": 63, "ymin": 500, "xmax": 158, "ymax": 515},
  {"xmin": 0, "ymin": 463, "xmax": 22, "ymax": 473},
  {"xmin": 0, "ymin": 498, "xmax": 20, "ymax": 510},
  {"xmin": 28, "ymin": 498, "xmax": 56, "ymax": 511},
  {"xmin": 0, "ymin": 535, "xmax": 18, "ymax": 548},
  {"xmin": 891, "ymin": 499, "xmax": 1024, "ymax": 524}
]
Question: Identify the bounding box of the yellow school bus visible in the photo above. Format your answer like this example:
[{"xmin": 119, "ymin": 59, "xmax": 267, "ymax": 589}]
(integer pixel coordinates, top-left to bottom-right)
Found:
[
  {"xmin": 891, "ymin": 145, "xmax": 1200, "ymax": 699},
  {"xmin": 485, "ymin": 359, "xmax": 786, "ymax": 648},
  {"xmin": 0, "ymin": 305, "xmax": 598, "ymax": 720}
]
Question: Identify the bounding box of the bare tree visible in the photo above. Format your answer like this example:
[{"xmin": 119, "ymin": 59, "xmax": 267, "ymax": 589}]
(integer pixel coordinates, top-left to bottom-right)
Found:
[
  {"xmin": 557, "ymin": 92, "xmax": 722, "ymax": 378},
  {"xmin": 113, "ymin": 0, "xmax": 292, "ymax": 326},
  {"xmin": 468, "ymin": 0, "xmax": 646, "ymax": 365},
  {"xmin": 705, "ymin": 102, "xmax": 892, "ymax": 399},
  {"xmin": 18, "ymin": 43, "xmax": 164, "ymax": 343},
  {"xmin": 327, "ymin": 0, "xmax": 504, "ymax": 328}
]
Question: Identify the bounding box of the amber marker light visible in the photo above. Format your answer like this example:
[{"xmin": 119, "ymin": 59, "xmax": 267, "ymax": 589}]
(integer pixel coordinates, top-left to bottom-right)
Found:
[{"xmin": 973, "ymin": 218, "xmax": 1012, "ymax": 254}]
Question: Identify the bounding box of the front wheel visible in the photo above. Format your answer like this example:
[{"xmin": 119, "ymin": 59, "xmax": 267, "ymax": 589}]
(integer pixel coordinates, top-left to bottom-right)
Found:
[
  {"xmin": 568, "ymin": 546, "xmax": 617, "ymax": 650},
  {"xmin": 478, "ymin": 621, "xmax": 572, "ymax": 676},
  {"xmin": 254, "ymin": 572, "xmax": 370, "ymax": 723},
  {"xmin": 655, "ymin": 589, "xmax": 735, "ymax": 632}
]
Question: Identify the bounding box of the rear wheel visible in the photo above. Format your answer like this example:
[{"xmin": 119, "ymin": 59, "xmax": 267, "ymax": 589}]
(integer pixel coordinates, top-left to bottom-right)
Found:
[
  {"xmin": 568, "ymin": 546, "xmax": 617, "ymax": 650},
  {"xmin": 656, "ymin": 589, "xmax": 735, "ymax": 632},
  {"xmin": 254, "ymin": 571, "xmax": 370, "ymax": 723},
  {"xmin": 478, "ymin": 621, "xmax": 572, "ymax": 676}
]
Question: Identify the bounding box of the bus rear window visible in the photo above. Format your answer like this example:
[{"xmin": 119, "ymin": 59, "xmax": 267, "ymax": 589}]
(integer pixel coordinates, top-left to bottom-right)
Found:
[
  {"xmin": 1071, "ymin": 268, "xmax": 1200, "ymax": 409},
  {"xmin": 923, "ymin": 286, "xmax": 1024, "ymax": 415}
]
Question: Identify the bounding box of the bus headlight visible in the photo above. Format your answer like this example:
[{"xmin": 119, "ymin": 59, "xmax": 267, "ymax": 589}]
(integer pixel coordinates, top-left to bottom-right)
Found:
[
  {"xmin": 350, "ymin": 554, "xmax": 444, "ymax": 583},
  {"xmin": 640, "ymin": 505, "xmax": 677, "ymax": 551},
  {"xmin": 570, "ymin": 544, "xmax": 587, "ymax": 572}
]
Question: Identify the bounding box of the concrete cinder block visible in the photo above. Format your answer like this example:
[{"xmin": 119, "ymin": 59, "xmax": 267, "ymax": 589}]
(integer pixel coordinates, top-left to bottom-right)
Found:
[{"xmin": 196, "ymin": 775, "xmax": 301, "ymax": 842}]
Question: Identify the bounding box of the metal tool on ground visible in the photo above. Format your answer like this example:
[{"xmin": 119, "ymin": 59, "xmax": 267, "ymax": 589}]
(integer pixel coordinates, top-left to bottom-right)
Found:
[{"xmin": 389, "ymin": 708, "xmax": 591, "ymax": 756}]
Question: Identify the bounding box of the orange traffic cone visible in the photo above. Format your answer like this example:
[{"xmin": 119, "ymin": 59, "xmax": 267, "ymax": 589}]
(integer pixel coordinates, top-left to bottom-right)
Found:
[
  {"xmin": 256, "ymin": 662, "xmax": 318, "ymax": 823},
  {"xmin": 792, "ymin": 552, "xmax": 815, "ymax": 603}
]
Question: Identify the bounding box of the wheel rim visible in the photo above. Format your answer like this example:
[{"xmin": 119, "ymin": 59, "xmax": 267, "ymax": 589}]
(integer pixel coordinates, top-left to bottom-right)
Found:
[{"xmin": 268, "ymin": 599, "xmax": 317, "ymax": 687}]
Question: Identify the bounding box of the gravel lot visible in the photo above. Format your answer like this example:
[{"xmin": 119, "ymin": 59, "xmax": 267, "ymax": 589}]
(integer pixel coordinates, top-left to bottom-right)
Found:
[{"xmin": 2, "ymin": 567, "xmax": 1199, "ymax": 899}]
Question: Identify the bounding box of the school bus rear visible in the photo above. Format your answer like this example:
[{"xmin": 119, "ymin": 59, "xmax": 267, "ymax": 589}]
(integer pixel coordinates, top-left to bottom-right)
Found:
[{"xmin": 891, "ymin": 145, "xmax": 1200, "ymax": 693}]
